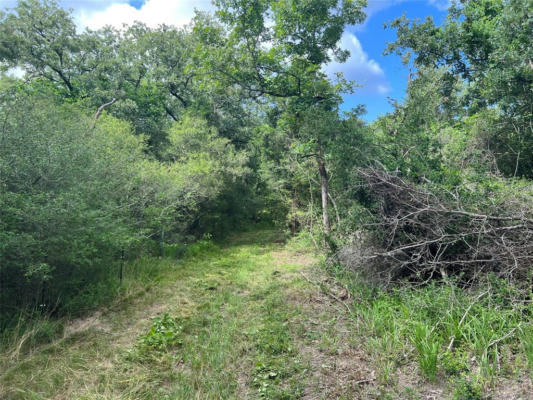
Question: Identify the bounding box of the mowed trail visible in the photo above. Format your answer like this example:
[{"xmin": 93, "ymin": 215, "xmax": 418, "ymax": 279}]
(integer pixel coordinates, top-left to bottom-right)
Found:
[{"xmin": 0, "ymin": 230, "xmax": 370, "ymax": 400}]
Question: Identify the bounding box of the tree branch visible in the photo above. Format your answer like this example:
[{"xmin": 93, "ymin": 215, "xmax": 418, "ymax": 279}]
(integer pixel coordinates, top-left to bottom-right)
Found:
[{"xmin": 91, "ymin": 98, "xmax": 117, "ymax": 129}]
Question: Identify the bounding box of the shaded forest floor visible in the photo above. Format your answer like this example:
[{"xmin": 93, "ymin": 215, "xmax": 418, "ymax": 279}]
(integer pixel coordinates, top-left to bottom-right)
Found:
[{"xmin": 1, "ymin": 230, "xmax": 531, "ymax": 399}]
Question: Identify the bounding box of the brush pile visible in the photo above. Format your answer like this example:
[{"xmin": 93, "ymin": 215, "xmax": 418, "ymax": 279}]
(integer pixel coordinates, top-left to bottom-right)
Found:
[{"xmin": 344, "ymin": 167, "xmax": 533, "ymax": 283}]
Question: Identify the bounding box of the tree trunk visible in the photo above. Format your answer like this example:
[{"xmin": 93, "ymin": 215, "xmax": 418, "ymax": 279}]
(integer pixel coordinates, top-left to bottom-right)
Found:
[{"xmin": 317, "ymin": 155, "xmax": 330, "ymax": 235}]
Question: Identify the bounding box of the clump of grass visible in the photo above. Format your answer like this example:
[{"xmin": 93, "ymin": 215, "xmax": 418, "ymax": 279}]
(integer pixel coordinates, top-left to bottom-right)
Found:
[
  {"xmin": 286, "ymin": 230, "xmax": 317, "ymax": 252},
  {"xmin": 520, "ymin": 324, "xmax": 533, "ymax": 373},
  {"xmin": 0, "ymin": 315, "xmax": 65, "ymax": 371},
  {"xmin": 184, "ymin": 238, "xmax": 219, "ymax": 258},
  {"xmin": 410, "ymin": 322, "xmax": 440, "ymax": 381}
]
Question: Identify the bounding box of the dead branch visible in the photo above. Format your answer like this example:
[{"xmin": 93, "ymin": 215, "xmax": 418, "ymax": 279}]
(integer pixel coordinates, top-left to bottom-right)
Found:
[
  {"xmin": 345, "ymin": 166, "xmax": 533, "ymax": 284},
  {"xmin": 90, "ymin": 98, "xmax": 116, "ymax": 129}
]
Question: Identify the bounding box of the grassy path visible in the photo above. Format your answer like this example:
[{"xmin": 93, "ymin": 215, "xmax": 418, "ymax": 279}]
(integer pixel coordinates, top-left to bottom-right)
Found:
[{"xmin": 0, "ymin": 230, "xmax": 367, "ymax": 400}]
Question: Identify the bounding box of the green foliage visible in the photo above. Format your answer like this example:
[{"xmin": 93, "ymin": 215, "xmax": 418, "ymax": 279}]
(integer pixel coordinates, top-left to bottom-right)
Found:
[
  {"xmin": 452, "ymin": 376, "xmax": 484, "ymax": 400},
  {"xmin": 137, "ymin": 313, "xmax": 183, "ymax": 352},
  {"xmin": 441, "ymin": 351, "xmax": 469, "ymax": 376},
  {"xmin": 0, "ymin": 81, "xmax": 250, "ymax": 330},
  {"xmin": 0, "ymin": 0, "xmax": 267, "ymax": 332},
  {"xmin": 0, "ymin": 87, "xmax": 143, "ymax": 324},
  {"xmin": 0, "ymin": 3, "xmax": 532, "ymax": 397},
  {"xmin": 0, "ymin": 0, "xmax": 81, "ymax": 96},
  {"xmin": 520, "ymin": 324, "xmax": 533, "ymax": 374},
  {"xmin": 165, "ymin": 114, "xmax": 249, "ymax": 196},
  {"xmin": 371, "ymin": 67, "xmax": 455, "ymax": 182},
  {"xmin": 184, "ymin": 239, "xmax": 219, "ymax": 258},
  {"xmin": 213, "ymin": 0, "xmax": 365, "ymax": 100},
  {"xmin": 386, "ymin": 0, "xmax": 533, "ymax": 178}
]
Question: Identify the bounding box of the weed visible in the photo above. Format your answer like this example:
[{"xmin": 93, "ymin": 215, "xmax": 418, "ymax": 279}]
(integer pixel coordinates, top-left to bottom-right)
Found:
[
  {"xmin": 520, "ymin": 324, "xmax": 533, "ymax": 373},
  {"xmin": 137, "ymin": 313, "xmax": 183, "ymax": 352},
  {"xmin": 442, "ymin": 351, "xmax": 469, "ymax": 376},
  {"xmin": 452, "ymin": 375, "xmax": 484, "ymax": 400}
]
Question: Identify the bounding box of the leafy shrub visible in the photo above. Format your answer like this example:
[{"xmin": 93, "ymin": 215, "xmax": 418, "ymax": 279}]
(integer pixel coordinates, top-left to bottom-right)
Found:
[
  {"xmin": 0, "ymin": 88, "xmax": 249, "ymax": 332},
  {"xmin": 441, "ymin": 351, "xmax": 469, "ymax": 376}
]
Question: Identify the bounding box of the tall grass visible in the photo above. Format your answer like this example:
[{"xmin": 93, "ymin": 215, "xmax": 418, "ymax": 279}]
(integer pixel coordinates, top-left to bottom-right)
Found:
[
  {"xmin": 410, "ymin": 322, "xmax": 440, "ymax": 381},
  {"xmin": 521, "ymin": 325, "xmax": 533, "ymax": 374},
  {"xmin": 0, "ymin": 254, "xmax": 181, "ymax": 367},
  {"xmin": 329, "ymin": 263, "xmax": 532, "ymax": 391}
]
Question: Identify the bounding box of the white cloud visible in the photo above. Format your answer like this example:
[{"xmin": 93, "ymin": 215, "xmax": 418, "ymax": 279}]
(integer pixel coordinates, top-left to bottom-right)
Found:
[
  {"xmin": 377, "ymin": 84, "xmax": 390, "ymax": 94},
  {"xmin": 325, "ymin": 33, "xmax": 390, "ymax": 95},
  {"xmin": 365, "ymin": 0, "xmax": 405, "ymax": 18},
  {"xmin": 77, "ymin": 0, "xmax": 214, "ymax": 30},
  {"xmin": 354, "ymin": 0, "xmax": 451, "ymax": 31},
  {"xmin": 427, "ymin": 0, "xmax": 451, "ymax": 11}
]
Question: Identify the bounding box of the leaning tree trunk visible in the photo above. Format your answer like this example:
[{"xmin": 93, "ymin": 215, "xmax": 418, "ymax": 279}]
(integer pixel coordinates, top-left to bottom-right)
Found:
[{"xmin": 317, "ymin": 154, "xmax": 330, "ymax": 235}]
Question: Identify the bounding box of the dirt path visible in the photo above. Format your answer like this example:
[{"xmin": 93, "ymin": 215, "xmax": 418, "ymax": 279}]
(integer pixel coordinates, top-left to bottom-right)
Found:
[{"xmin": 0, "ymin": 230, "xmax": 375, "ymax": 400}]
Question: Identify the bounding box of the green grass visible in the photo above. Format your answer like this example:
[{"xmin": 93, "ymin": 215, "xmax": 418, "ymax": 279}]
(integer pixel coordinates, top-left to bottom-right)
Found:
[
  {"xmin": 410, "ymin": 322, "xmax": 440, "ymax": 381},
  {"xmin": 328, "ymin": 263, "xmax": 533, "ymax": 397},
  {"xmin": 3, "ymin": 229, "xmax": 531, "ymax": 399},
  {"xmin": 0, "ymin": 230, "xmax": 318, "ymax": 400}
]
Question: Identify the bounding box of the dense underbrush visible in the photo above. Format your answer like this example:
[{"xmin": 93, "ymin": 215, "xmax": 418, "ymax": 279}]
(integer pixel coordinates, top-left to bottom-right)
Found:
[{"xmin": 327, "ymin": 164, "xmax": 533, "ymax": 397}]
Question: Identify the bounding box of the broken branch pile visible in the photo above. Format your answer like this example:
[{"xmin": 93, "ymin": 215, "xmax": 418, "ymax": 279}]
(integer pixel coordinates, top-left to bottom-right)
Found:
[{"xmin": 350, "ymin": 167, "xmax": 533, "ymax": 283}]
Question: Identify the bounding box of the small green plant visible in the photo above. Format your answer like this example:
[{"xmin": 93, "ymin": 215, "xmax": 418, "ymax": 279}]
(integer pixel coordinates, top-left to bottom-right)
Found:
[
  {"xmin": 441, "ymin": 351, "xmax": 469, "ymax": 376},
  {"xmin": 252, "ymin": 361, "xmax": 281, "ymax": 398},
  {"xmin": 452, "ymin": 376, "xmax": 484, "ymax": 400},
  {"xmin": 184, "ymin": 240, "xmax": 218, "ymax": 258},
  {"xmin": 161, "ymin": 243, "xmax": 187, "ymax": 258},
  {"xmin": 411, "ymin": 323, "xmax": 440, "ymax": 381},
  {"xmin": 137, "ymin": 313, "xmax": 183, "ymax": 352}
]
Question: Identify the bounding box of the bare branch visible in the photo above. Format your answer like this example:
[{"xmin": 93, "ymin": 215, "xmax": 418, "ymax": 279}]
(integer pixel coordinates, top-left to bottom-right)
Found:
[
  {"xmin": 342, "ymin": 166, "xmax": 533, "ymax": 284},
  {"xmin": 91, "ymin": 98, "xmax": 117, "ymax": 129}
]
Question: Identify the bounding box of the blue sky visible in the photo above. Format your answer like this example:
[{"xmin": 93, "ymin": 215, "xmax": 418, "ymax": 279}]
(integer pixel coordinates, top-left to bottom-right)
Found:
[
  {"xmin": 2, "ymin": 0, "xmax": 449, "ymax": 122},
  {"xmin": 342, "ymin": 1, "xmax": 448, "ymax": 121}
]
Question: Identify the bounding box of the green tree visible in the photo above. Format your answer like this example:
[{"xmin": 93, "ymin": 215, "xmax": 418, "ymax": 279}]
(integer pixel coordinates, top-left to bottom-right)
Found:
[
  {"xmin": 0, "ymin": 0, "xmax": 82, "ymax": 96},
  {"xmin": 0, "ymin": 81, "xmax": 147, "ymax": 322},
  {"xmin": 386, "ymin": 0, "xmax": 533, "ymax": 177},
  {"xmin": 208, "ymin": 0, "xmax": 366, "ymax": 235}
]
